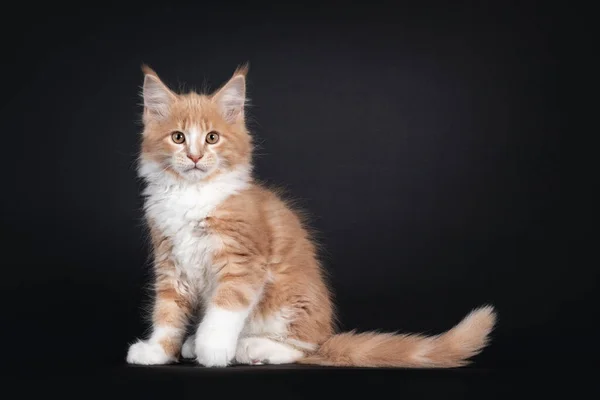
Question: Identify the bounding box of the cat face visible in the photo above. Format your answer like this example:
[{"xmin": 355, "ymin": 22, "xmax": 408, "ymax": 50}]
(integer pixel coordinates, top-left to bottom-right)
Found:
[{"xmin": 138, "ymin": 65, "xmax": 252, "ymax": 183}]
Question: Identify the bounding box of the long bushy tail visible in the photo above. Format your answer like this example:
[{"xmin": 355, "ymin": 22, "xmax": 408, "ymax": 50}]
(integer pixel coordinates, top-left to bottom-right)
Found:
[{"xmin": 298, "ymin": 305, "xmax": 496, "ymax": 368}]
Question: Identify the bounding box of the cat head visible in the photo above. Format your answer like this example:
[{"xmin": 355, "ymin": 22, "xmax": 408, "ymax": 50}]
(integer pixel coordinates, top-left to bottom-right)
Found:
[{"xmin": 137, "ymin": 65, "xmax": 252, "ymax": 184}]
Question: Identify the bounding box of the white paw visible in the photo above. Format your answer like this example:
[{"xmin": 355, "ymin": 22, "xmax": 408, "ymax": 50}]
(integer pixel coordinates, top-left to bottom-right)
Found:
[
  {"xmin": 181, "ymin": 336, "xmax": 196, "ymax": 359},
  {"xmin": 126, "ymin": 340, "xmax": 175, "ymax": 365},
  {"xmin": 195, "ymin": 331, "xmax": 237, "ymax": 367},
  {"xmin": 235, "ymin": 337, "xmax": 304, "ymax": 365}
]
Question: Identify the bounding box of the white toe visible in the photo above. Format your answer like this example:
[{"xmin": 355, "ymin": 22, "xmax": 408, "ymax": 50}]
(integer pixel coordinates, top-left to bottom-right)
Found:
[
  {"xmin": 126, "ymin": 340, "xmax": 175, "ymax": 365},
  {"xmin": 195, "ymin": 332, "xmax": 237, "ymax": 367}
]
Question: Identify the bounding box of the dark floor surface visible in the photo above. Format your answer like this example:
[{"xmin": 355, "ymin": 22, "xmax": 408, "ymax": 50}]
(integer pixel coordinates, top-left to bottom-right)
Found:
[{"xmin": 7, "ymin": 362, "xmax": 593, "ymax": 399}]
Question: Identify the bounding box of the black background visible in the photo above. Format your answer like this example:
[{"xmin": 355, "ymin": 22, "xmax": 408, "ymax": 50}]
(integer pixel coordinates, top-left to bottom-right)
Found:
[{"xmin": 0, "ymin": 0, "xmax": 591, "ymax": 397}]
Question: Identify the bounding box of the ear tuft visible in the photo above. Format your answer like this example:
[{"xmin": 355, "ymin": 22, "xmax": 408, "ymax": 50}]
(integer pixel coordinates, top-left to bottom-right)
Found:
[
  {"xmin": 141, "ymin": 63, "xmax": 159, "ymax": 78},
  {"xmin": 233, "ymin": 62, "xmax": 250, "ymax": 78}
]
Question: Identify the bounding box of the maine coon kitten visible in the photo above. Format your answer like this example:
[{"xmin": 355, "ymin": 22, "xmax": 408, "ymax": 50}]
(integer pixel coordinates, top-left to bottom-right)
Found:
[{"xmin": 126, "ymin": 65, "xmax": 497, "ymax": 367}]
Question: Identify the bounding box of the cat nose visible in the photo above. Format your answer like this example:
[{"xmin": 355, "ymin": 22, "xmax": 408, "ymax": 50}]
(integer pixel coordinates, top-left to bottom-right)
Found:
[{"xmin": 187, "ymin": 154, "xmax": 202, "ymax": 163}]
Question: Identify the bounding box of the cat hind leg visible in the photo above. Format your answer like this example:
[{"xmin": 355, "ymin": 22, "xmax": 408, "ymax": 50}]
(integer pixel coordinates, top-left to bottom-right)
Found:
[{"xmin": 235, "ymin": 337, "xmax": 304, "ymax": 365}]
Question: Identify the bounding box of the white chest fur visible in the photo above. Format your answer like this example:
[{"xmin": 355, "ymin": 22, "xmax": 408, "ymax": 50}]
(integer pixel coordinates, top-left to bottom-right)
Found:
[{"xmin": 139, "ymin": 163, "xmax": 251, "ymax": 297}]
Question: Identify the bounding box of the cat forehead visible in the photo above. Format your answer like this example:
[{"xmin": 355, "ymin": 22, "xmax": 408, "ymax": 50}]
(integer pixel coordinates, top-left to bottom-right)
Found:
[
  {"xmin": 169, "ymin": 93, "xmax": 222, "ymax": 125},
  {"xmin": 174, "ymin": 92, "xmax": 212, "ymax": 112},
  {"xmin": 178, "ymin": 117, "xmax": 214, "ymax": 132}
]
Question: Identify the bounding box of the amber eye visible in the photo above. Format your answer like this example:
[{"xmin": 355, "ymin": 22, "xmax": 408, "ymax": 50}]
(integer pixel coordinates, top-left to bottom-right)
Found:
[
  {"xmin": 206, "ymin": 131, "xmax": 220, "ymax": 144},
  {"xmin": 171, "ymin": 131, "xmax": 185, "ymax": 144}
]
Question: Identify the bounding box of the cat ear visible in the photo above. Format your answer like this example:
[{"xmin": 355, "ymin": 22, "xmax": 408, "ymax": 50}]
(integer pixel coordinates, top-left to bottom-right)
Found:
[
  {"xmin": 212, "ymin": 64, "xmax": 248, "ymax": 123},
  {"xmin": 141, "ymin": 65, "xmax": 177, "ymax": 120}
]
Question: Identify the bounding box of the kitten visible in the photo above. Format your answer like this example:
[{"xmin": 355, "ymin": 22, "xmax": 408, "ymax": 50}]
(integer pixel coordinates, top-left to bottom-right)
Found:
[{"xmin": 126, "ymin": 65, "xmax": 497, "ymax": 367}]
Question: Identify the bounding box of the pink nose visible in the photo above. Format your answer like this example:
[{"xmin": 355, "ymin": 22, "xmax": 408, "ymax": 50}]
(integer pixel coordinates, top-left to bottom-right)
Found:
[{"xmin": 187, "ymin": 154, "xmax": 202, "ymax": 163}]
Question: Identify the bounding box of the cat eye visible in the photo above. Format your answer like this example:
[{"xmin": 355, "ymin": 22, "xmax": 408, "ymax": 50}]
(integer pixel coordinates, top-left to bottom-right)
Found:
[
  {"xmin": 171, "ymin": 131, "xmax": 186, "ymax": 144},
  {"xmin": 206, "ymin": 131, "xmax": 220, "ymax": 144}
]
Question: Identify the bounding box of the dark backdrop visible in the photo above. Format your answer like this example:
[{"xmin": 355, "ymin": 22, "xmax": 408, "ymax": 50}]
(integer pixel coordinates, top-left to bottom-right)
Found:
[{"xmin": 0, "ymin": 0, "xmax": 588, "ymax": 386}]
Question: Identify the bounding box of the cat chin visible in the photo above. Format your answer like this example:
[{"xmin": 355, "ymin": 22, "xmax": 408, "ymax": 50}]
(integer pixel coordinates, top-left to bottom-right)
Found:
[
  {"xmin": 178, "ymin": 167, "xmax": 223, "ymax": 183},
  {"xmin": 180, "ymin": 168, "xmax": 210, "ymax": 181}
]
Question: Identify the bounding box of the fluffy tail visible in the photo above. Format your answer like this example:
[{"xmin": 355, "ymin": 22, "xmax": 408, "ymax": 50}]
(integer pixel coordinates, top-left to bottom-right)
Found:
[{"xmin": 298, "ymin": 305, "xmax": 496, "ymax": 368}]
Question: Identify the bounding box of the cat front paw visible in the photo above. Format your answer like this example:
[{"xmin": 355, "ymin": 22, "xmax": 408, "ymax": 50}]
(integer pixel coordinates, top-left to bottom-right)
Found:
[
  {"xmin": 195, "ymin": 332, "xmax": 237, "ymax": 367},
  {"xmin": 126, "ymin": 340, "xmax": 176, "ymax": 365},
  {"xmin": 181, "ymin": 336, "xmax": 196, "ymax": 359}
]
